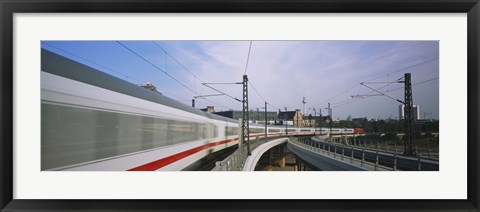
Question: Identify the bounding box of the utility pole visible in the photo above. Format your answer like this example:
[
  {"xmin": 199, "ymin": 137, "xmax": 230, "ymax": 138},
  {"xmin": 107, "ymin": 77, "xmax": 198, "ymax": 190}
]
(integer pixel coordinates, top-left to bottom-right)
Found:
[
  {"xmin": 264, "ymin": 102, "xmax": 267, "ymax": 139},
  {"xmin": 284, "ymin": 113, "xmax": 288, "ymax": 135},
  {"xmin": 403, "ymin": 73, "xmax": 415, "ymax": 155},
  {"xmin": 284, "ymin": 107, "xmax": 288, "ymax": 135},
  {"xmin": 319, "ymin": 108, "xmax": 322, "ymax": 135},
  {"xmin": 242, "ymin": 75, "xmax": 250, "ymax": 155},
  {"xmin": 256, "ymin": 108, "xmax": 260, "ymax": 124},
  {"xmin": 327, "ymin": 103, "xmax": 332, "ymax": 138},
  {"xmin": 312, "ymin": 108, "xmax": 316, "ymax": 134},
  {"xmin": 354, "ymin": 73, "xmax": 416, "ymax": 155}
]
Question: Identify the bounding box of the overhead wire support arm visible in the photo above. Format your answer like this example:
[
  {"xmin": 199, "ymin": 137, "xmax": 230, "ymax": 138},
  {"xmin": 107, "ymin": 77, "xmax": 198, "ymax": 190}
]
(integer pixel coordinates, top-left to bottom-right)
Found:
[
  {"xmin": 360, "ymin": 81, "xmax": 400, "ymax": 84},
  {"xmin": 244, "ymin": 41, "xmax": 253, "ymax": 75},
  {"xmin": 203, "ymin": 82, "xmax": 242, "ymax": 85},
  {"xmin": 202, "ymin": 83, "xmax": 242, "ymax": 102},
  {"xmin": 350, "ymin": 94, "xmax": 384, "ymax": 98},
  {"xmin": 359, "ymin": 82, "xmax": 404, "ymax": 104},
  {"xmin": 193, "ymin": 94, "xmax": 225, "ymax": 99}
]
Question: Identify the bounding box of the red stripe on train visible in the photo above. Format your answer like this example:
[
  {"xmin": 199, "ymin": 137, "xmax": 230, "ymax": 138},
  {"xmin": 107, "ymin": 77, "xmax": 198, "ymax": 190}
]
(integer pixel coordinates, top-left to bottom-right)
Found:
[
  {"xmin": 128, "ymin": 132, "xmax": 316, "ymax": 171},
  {"xmin": 128, "ymin": 138, "xmax": 238, "ymax": 171}
]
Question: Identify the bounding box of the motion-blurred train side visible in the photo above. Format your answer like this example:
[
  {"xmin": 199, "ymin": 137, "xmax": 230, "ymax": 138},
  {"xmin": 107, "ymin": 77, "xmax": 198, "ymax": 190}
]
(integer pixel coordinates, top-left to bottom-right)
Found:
[{"xmin": 41, "ymin": 49, "xmax": 361, "ymax": 171}]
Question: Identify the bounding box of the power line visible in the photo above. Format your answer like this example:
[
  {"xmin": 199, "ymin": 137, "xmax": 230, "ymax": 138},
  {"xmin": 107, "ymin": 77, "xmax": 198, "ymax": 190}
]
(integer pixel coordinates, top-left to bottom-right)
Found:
[
  {"xmin": 360, "ymin": 82, "xmax": 404, "ymax": 104},
  {"xmin": 267, "ymin": 103, "xmax": 280, "ymax": 111},
  {"xmin": 332, "ymin": 83, "xmax": 398, "ymax": 108},
  {"xmin": 202, "ymin": 83, "xmax": 242, "ymax": 102},
  {"xmin": 331, "ymin": 77, "xmax": 438, "ymax": 109},
  {"xmin": 313, "ymin": 84, "xmax": 361, "ymax": 107},
  {"xmin": 202, "ymin": 82, "xmax": 242, "ymax": 85},
  {"xmin": 248, "ymin": 81, "xmax": 267, "ymax": 103},
  {"xmin": 42, "ymin": 42, "xmax": 144, "ymax": 84},
  {"xmin": 151, "ymin": 41, "xmax": 203, "ymax": 83},
  {"xmin": 244, "ymin": 41, "xmax": 253, "ymax": 75},
  {"xmin": 313, "ymin": 57, "xmax": 439, "ymax": 107},
  {"xmin": 248, "ymin": 79, "xmax": 281, "ymax": 111},
  {"xmin": 365, "ymin": 57, "xmax": 439, "ymax": 82},
  {"xmin": 47, "ymin": 41, "xmax": 236, "ymax": 111},
  {"xmin": 116, "ymin": 41, "xmax": 199, "ymax": 96},
  {"xmin": 151, "ymin": 41, "xmax": 242, "ymax": 110},
  {"xmin": 385, "ymin": 77, "xmax": 439, "ymax": 93}
]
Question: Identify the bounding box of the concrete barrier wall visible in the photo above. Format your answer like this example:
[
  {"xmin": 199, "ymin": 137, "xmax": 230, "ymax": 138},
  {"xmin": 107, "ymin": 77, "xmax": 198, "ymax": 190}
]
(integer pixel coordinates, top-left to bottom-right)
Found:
[
  {"xmin": 288, "ymin": 141, "xmax": 367, "ymax": 171},
  {"xmin": 242, "ymin": 138, "xmax": 289, "ymax": 171}
]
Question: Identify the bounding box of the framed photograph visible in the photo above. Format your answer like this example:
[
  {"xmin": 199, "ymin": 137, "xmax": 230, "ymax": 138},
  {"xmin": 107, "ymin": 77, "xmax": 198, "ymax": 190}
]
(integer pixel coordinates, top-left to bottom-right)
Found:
[{"xmin": 1, "ymin": 0, "xmax": 479, "ymax": 211}]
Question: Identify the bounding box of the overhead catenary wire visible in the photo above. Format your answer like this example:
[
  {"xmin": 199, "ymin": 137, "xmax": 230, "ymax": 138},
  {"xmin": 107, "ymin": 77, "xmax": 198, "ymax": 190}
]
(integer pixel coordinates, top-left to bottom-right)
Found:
[
  {"xmin": 331, "ymin": 77, "xmax": 439, "ymax": 109},
  {"xmin": 152, "ymin": 41, "xmax": 203, "ymax": 83},
  {"xmin": 332, "ymin": 77, "xmax": 429, "ymax": 108},
  {"xmin": 151, "ymin": 41, "xmax": 243, "ymax": 110},
  {"xmin": 45, "ymin": 41, "xmax": 235, "ymax": 111},
  {"xmin": 42, "ymin": 42, "xmax": 144, "ymax": 84},
  {"xmin": 382, "ymin": 77, "xmax": 439, "ymax": 93},
  {"xmin": 244, "ymin": 41, "xmax": 253, "ymax": 75},
  {"xmin": 313, "ymin": 84, "xmax": 361, "ymax": 108},
  {"xmin": 360, "ymin": 82, "xmax": 404, "ymax": 104},
  {"xmin": 116, "ymin": 41, "xmax": 200, "ymax": 96},
  {"xmin": 364, "ymin": 57, "xmax": 439, "ymax": 82},
  {"xmin": 312, "ymin": 57, "xmax": 438, "ymax": 108},
  {"xmin": 248, "ymin": 81, "xmax": 267, "ymax": 103},
  {"xmin": 118, "ymin": 41, "xmax": 238, "ymax": 110},
  {"xmin": 351, "ymin": 77, "xmax": 406, "ymax": 103},
  {"xmin": 240, "ymin": 41, "xmax": 282, "ymax": 110},
  {"xmin": 247, "ymin": 79, "xmax": 281, "ymax": 111},
  {"xmin": 202, "ymin": 83, "xmax": 242, "ymax": 102}
]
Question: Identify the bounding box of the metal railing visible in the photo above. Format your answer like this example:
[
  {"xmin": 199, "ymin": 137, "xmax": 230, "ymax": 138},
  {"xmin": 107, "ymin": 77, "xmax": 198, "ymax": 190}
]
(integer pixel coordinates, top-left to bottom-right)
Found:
[
  {"xmin": 293, "ymin": 136, "xmax": 438, "ymax": 171},
  {"xmin": 330, "ymin": 135, "xmax": 439, "ymax": 160},
  {"xmin": 212, "ymin": 136, "xmax": 266, "ymax": 171}
]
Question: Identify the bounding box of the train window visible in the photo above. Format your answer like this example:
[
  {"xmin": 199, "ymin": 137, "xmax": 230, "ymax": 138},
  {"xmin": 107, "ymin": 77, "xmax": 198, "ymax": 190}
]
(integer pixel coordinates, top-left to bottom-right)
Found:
[
  {"xmin": 225, "ymin": 126, "xmax": 239, "ymax": 136},
  {"xmin": 268, "ymin": 128, "xmax": 281, "ymax": 133},
  {"xmin": 214, "ymin": 126, "xmax": 218, "ymax": 137},
  {"xmin": 41, "ymin": 103, "xmax": 217, "ymax": 170},
  {"xmin": 249, "ymin": 128, "xmax": 264, "ymax": 134},
  {"xmin": 300, "ymin": 129, "xmax": 311, "ymax": 132}
]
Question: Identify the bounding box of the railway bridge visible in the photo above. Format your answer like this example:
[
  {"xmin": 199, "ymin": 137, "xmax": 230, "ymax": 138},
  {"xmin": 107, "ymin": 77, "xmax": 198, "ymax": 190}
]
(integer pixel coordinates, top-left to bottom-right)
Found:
[{"xmin": 212, "ymin": 134, "xmax": 439, "ymax": 171}]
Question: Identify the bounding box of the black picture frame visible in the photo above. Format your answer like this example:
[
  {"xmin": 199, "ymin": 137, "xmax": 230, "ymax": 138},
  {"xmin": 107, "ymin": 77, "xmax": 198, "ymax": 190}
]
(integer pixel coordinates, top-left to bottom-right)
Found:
[{"xmin": 1, "ymin": 0, "xmax": 479, "ymax": 211}]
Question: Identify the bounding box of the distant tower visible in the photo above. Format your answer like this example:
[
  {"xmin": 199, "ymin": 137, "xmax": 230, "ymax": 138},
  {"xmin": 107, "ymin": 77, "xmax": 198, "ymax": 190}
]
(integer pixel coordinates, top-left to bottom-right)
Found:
[{"xmin": 302, "ymin": 97, "xmax": 307, "ymax": 116}]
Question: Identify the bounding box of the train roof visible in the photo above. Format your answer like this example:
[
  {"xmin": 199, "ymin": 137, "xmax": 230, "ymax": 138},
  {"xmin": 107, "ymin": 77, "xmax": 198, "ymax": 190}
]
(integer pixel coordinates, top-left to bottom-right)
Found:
[{"xmin": 41, "ymin": 49, "xmax": 238, "ymax": 124}]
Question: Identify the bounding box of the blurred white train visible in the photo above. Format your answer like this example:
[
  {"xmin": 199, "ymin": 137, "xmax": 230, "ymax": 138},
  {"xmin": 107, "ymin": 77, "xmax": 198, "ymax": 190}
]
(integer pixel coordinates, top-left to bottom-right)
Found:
[{"xmin": 41, "ymin": 49, "xmax": 358, "ymax": 171}]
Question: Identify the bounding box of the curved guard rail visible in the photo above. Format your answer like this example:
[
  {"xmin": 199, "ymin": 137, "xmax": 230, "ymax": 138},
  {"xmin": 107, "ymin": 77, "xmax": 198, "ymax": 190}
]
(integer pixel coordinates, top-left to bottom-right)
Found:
[
  {"xmin": 288, "ymin": 139, "xmax": 368, "ymax": 171},
  {"xmin": 242, "ymin": 138, "xmax": 289, "ymax": 171}
]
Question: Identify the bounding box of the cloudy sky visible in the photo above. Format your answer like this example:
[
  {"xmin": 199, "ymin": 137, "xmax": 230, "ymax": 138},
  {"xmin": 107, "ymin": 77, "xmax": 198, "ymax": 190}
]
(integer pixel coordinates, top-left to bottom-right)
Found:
[{"xmin": 41, "ymin": 40, "xmax": 439, "ymax": 120}]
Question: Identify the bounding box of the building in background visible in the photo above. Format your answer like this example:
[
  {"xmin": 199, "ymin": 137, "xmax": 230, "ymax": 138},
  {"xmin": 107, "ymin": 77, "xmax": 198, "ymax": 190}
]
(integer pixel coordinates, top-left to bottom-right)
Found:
[
  {"xmin": 278, "ymin": 109, "xmax": 304, "ymax": 127},
  {"xmin": 140, "ymin": 82, "xmax": 161, "ymax": 94},
  {"xmin": 200, "ymin": 106, "xmax": 215, "ymax": 113},
  {"xmin": 399, "ymin": 104, "xmax": 420, "ymax": 121},
  {"xmin": 214, "ymin": 110, "xmax": 278, "ymax": 124}
]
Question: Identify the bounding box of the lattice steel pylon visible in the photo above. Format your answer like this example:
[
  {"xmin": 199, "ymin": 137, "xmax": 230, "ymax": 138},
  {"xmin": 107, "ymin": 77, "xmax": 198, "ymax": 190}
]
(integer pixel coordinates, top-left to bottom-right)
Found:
[
  {"xmin": 355, "ymin": 73, "xmax": 416, "ymax": 155},
  {"xmin": 242, "ymin": 75, "xmax": 251, "ymax": 155},
  {"xmin": 403, "ymin": 73, "xmax": 415, "ymax": 155}
]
